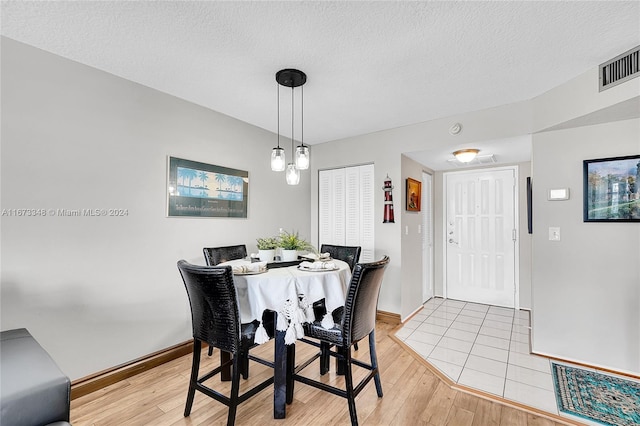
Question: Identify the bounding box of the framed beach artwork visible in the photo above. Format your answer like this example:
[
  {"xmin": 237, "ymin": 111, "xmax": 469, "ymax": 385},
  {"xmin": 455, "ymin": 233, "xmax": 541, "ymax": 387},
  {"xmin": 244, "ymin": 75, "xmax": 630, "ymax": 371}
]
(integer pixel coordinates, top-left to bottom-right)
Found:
[
  {"xmin": 583, "ymin": 154, "xmax": 640, "ymax": 222},
  {"xmin": 406, "ymin": 178, "xmax": 421, "ymax": 212},
  {"xmin": 167, "ymin": 156, "xmax": 248, "ymax": 218}
]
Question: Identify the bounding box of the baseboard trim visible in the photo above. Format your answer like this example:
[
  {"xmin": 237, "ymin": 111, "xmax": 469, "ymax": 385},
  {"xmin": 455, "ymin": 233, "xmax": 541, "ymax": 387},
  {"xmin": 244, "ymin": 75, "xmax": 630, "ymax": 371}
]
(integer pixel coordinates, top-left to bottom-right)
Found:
[
  {"xmin": 70, "ymin": 339, "xmax": 197, "ymax": 400},
  {"xmin": 531, "ymin": 350, "xmax": 640, "ymax": 381},
  {"xmin": 376, "ymin": 310, "xmax": 401, "ymax": 325}
]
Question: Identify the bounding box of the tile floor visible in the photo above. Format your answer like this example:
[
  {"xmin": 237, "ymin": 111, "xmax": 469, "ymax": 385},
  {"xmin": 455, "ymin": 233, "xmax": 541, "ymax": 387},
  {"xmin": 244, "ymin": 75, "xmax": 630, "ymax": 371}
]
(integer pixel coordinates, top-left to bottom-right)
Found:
[{"xmin": 394, "ymin": 297, "xmax": 608, "ymax": 425}]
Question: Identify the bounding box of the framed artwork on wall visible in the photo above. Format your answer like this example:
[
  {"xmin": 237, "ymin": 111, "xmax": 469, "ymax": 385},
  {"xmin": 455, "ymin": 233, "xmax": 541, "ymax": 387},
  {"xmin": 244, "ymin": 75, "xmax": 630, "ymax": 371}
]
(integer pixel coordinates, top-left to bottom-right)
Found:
[
  {"xmin": 406, "ymin": 178, "xmax": 421, "ymax": 212},
  {"xmin": 583, "ymin": 154, "xmax": 640, "ymax": 222},
  {"xmin": 166, "ymin": 156, "xmax": 248, "ymax": 218}
]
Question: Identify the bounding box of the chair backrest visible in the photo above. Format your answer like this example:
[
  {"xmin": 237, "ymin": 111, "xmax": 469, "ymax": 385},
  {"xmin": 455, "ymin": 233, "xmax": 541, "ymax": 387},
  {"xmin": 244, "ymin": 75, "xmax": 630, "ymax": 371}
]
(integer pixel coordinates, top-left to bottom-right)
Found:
[
  {"xmin": 342, "ymin": 256, "xmax": 390, "ymax": 345},
  {"xmin": 203, "ymin": 245, "xmax": 247, "ymax": 266},
  {"xmin": 320, "ymin": 244, "xmax": 362, "ymax": 272},
  {"xmin": 177, "ymin": 260, "xmax": 241, "ymax": 354}
]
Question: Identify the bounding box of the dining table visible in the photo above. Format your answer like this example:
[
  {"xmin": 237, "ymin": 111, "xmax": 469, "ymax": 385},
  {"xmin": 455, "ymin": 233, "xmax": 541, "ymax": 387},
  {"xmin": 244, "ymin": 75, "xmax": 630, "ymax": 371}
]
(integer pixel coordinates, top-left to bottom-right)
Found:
[{"xmin": 218, "ymin": 257, "xmax": 352, "ymax": 419}]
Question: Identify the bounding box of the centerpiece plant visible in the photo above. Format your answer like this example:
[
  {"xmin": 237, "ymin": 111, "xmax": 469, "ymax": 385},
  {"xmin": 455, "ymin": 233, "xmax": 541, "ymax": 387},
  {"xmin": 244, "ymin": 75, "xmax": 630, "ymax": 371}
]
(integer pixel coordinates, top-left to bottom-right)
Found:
[
  {"xmin": 256, "ymin": 237, "xmax": 279, "ymax": 250},
  {"xmin": 256, "ymin": 236, "xmax": 279, "ymax": 262},
  {"xmin": 279, "ymin": 230, "xmax": 314, "ymax": 261}
]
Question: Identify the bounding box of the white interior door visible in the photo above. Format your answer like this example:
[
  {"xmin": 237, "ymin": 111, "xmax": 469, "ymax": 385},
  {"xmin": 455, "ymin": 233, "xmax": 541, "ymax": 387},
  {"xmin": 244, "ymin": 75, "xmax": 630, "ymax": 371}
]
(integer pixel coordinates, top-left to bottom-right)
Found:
[
  {"xmin": 318, "ymin": 164, "xmax": 375, "ymax": 262},
  {"xmin": 422, "ymin": 172, "xmax": 434, "ymax": 302},
  {"xmin": 445, "ymin": 168, "xmax": 517, "ymax": 307}
]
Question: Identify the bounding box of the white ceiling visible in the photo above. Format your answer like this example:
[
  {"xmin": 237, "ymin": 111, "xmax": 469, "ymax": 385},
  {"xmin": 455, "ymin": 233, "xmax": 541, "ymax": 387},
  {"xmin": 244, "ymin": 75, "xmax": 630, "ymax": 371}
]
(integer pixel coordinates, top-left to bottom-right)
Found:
[{"xmin": 2, "ymin": 1, "xmax": 639, "ymax": 170}]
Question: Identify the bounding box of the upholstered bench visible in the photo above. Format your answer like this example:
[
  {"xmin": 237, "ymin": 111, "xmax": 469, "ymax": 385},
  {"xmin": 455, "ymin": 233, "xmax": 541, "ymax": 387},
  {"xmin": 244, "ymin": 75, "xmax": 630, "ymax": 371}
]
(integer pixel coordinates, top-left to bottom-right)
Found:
[{"xmin": 1, "ymin": 328, "xmax": 71, "ymax": 426}]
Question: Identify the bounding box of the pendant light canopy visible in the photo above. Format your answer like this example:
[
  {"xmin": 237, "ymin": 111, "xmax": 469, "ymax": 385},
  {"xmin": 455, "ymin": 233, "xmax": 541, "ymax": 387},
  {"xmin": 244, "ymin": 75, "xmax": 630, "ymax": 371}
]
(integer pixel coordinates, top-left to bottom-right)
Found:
[{"xmin": 271, "ymin": 69, "xmax": 309, "ymax": 184}]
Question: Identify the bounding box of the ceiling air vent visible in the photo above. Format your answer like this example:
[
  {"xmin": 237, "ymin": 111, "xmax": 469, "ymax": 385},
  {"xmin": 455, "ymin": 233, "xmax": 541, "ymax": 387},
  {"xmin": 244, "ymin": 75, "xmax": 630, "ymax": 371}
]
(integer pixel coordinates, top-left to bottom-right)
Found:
[{"xmin": 599, "ymin": 45, "xmax": 639, "ymax": 91}]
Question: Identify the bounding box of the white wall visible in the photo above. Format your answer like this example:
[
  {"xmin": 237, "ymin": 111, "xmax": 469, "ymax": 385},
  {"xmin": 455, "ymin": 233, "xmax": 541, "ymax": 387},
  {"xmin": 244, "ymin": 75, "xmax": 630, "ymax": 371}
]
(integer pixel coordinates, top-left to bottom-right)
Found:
[
  {"xmin": 0, "ymin": 38, "xmax": 311, "ymax": 380},
  {"xmin": 400, "ymin": 155, "xmax": 430, "ymax": 319},
  {"xmin": 531, "ymin": 118, "xmax": 640, "ymax": 374}
]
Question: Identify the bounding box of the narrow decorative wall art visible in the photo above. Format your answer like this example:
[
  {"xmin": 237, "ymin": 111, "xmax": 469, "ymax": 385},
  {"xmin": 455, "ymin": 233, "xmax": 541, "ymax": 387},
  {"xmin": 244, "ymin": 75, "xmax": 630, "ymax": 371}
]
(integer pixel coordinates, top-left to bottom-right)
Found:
[{"xmin": 406, "ymin": 178, "xmax": 421, "ymax": 212}]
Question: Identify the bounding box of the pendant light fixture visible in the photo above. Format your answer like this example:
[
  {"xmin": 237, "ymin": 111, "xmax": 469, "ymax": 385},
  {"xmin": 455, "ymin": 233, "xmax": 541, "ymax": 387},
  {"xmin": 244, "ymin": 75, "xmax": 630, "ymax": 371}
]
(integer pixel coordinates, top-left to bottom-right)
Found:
[{"xmin": 272, "ymin": 69, "xmax": 308, "ymax": 185}]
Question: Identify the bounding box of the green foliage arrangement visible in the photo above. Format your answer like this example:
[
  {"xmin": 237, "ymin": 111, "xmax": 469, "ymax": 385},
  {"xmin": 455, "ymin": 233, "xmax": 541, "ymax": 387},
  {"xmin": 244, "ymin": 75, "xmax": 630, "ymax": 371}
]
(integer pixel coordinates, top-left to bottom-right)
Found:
[
  {"xmin": 256, "ymin": 236, "xmax": 279, "ymax": 250},
  {"xmin": 278, "ymin": 230, "xmax": 314, "ymax": 251}
]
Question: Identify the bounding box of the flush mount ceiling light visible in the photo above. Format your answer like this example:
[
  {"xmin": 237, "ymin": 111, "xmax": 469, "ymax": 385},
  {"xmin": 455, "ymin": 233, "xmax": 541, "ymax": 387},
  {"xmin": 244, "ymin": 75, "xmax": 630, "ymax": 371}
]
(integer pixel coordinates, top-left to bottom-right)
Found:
[
  {"xmin": 453, "ymin": 149, "xmax": 480, "ymax": 163},
  {"xmin": 271, "ymin": 68, "xmax": 309, "ymax": 185}
]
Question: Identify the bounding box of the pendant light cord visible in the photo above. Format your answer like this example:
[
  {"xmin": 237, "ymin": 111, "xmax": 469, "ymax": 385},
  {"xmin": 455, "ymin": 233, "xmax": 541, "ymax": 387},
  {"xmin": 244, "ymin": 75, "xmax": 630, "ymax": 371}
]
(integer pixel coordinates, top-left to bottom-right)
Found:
[
  {"xmin": 301, "ymin": 84, "xmax": 304, "ymax": 147},
  {"xmin": 277, "ymin": 83, "xmax": 280, "ymax": 149},
  {"xmin": 291, "ymin": 86, "xmax": 294, "ymax": 159}
]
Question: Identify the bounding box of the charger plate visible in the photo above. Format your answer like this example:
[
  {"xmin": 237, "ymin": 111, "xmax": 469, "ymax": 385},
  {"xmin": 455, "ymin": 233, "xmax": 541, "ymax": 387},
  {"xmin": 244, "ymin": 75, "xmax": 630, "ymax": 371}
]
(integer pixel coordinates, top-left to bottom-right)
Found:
[
  {"xmin": 297, "ymin": 265, "xmax": 339, "ymax": 272},
  {"xmin": 233, "ymin": 269, "xmax": 267, "ymax": 276}
]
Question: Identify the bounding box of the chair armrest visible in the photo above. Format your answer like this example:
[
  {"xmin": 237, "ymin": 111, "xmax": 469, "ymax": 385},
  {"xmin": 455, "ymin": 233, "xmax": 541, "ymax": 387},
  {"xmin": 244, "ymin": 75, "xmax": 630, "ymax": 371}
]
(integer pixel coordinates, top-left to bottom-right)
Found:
[{"xmin": 1, "ymin": 328, "xmax": 71, "ymax": 426}]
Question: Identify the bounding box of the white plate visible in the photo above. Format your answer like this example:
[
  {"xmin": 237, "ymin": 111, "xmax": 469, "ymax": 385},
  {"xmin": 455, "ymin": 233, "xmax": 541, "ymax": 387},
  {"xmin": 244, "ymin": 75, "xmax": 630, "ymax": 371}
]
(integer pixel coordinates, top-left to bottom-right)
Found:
[
  {"xmin": 233, "ymin": 269, "xmax": 267, "ymax": 275},
  {"xmin": 297, "ymin": 266, "xmax": 339, "ymax": 272}
]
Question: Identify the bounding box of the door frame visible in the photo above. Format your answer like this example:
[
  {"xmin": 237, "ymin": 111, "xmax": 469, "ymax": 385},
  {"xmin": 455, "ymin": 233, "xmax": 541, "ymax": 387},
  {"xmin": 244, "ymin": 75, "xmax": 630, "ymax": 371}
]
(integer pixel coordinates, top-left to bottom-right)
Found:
[
  {"xmin": 422, "ymin": 171, "xmax": 434, "ymax": 303},
  {"xmin": 442, "ymin": 165, "xmax": 520, "ymax": 309}
]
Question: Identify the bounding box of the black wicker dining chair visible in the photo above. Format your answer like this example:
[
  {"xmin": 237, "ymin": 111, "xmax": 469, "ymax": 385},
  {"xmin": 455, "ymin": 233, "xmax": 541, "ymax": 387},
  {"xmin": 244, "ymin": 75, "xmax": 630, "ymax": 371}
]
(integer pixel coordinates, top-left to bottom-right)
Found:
[
  {"xmin": 203, "ymin": 245, "xmax": 248, "ymax": 266},
  {"xmin": 177, "ymin": 260, "xmax": 274, "ymax": 426},
  {"xmin": 287, "ymin": 256, "xmax": 390, "ymax": 426},
  {"xmin": 317, "ymin": 244, "xmax": 363, "ymax": 361},
  {"xmin": 203, "ymin": 245, "xmax": 248, "ymax": 357},
  {"xmin": 320, "ymin": 244, "xmax": 361, "ymax": 272}
]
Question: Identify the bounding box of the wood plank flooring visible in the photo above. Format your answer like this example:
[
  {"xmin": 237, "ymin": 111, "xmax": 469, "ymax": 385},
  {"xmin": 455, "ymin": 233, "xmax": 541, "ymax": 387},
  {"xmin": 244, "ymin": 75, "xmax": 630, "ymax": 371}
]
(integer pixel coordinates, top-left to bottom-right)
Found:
[{"xmin": 70, "ymin": 322, "xmax": 574, "ymax": 425}]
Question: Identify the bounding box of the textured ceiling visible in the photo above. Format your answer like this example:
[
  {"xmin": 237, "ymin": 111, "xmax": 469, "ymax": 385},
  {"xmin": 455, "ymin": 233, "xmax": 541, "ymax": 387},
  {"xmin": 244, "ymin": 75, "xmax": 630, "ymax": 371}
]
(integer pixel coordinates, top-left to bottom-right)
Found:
[{"xmin": 2, "ymin": 1, "xmax": 639, "ymax": 168}]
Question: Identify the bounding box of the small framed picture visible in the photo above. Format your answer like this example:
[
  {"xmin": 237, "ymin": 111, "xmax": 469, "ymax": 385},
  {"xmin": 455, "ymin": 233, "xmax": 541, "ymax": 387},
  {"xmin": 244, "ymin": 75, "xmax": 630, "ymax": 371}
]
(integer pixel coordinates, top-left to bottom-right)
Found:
[
  {"xmin": 406, "ymin": 178, "xmax": 421, "ymax": 212},
  {"xmin": 583, "ymin": 154, "xmax": 640, "ymax": 222}
]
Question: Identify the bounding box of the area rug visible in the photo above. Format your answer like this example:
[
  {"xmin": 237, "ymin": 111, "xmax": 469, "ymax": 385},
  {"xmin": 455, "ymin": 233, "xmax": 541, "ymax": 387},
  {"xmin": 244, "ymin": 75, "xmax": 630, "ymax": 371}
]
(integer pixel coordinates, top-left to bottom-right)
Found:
[{"xmin": 551, "ymin": 363, "xmax": 640, "ymax": 426}]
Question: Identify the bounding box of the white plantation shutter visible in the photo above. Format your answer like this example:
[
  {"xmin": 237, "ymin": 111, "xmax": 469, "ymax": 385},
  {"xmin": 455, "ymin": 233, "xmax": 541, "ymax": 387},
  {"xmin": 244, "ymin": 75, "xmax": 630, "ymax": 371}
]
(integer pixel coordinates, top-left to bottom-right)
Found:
[
  {"xmin": 318, "ymin": 171, "xmax": 332, "ymax": 245},
  {"xmin": 345, "ymin": 167, "xmax": 360, "ymax": 246},
  {"xmin": 332, "ymin": 170, "xmax": 346, "ymax": 245},
  {"xmin": 359, "ymin": 164, "xmax": 375, "ymax": 262},
  {"xmin": 318, "ymin": 164, "xmax": 375, "ymax": 262}
]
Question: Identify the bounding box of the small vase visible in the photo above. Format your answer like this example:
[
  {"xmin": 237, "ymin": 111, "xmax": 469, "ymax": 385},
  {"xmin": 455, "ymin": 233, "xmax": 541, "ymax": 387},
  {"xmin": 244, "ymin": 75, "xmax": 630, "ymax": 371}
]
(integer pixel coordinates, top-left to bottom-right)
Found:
[
  {"xmin": 281, "ymin": 249, "xmax": 298, "ymax": 262},
  {"xmin": 258, "ymin": 249, "xmax": 275, "ymax": 262}
]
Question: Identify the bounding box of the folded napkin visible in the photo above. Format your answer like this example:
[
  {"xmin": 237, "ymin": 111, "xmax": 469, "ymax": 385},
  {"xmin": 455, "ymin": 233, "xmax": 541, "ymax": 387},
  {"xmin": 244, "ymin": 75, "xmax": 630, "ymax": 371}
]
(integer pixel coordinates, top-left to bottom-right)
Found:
[
  {"xmin": 302, "ymin": 252, "xmax": 332, "ymax": 261},
  {"xmin": 299, "ymin": 261, "xmax": 337, "ymax": 270},
  {"xmin": 231, "ymin": 261, "xmax": 266, "ymax": 274}
]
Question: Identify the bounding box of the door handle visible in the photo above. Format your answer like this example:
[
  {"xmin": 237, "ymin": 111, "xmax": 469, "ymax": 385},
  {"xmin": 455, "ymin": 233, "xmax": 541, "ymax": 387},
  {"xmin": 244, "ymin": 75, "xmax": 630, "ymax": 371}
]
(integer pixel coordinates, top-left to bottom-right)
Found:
[{"xmin": 448, "ymin": 238, "xmax": 458, "ymax": 245}]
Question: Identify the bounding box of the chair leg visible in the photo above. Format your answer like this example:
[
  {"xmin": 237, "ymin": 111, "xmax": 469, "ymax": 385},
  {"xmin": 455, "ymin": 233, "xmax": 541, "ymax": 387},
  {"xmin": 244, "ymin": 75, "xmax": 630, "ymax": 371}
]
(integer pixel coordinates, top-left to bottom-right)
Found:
[
  {"xmin": 286, "ymin": 343, "xmax": 296, "ymax": 404},
  {"xmin": 320, "ymin": 342, "xmax": 330, "ymax": 375},
  {"xmin": 240, "ymin": 351, "xmax": 250, "ymax": 380},
  {"xmin": 336, "ymin": 346, "xmax": 347, "ymax": 375},
  {"xmin": 368, "ymin": 330, "xmax": 383, "ymax": 397},
  {"xmin": 343, "ymin": 348, "xmax": 359, "ymax": 426},
  {"xmin": 220, "ymin": 351, "xmax": 232, "ymax": 381},
  {"xmin": 184, "ymin": 339, "xmax": 201, "ymax": 417},
  {"xmin": 226, "ymin": 354, "xmax": 241, "ymax": 426},
  {"xmin": 354, "ymin": 341, "xmax": 359, "ymax": 351},
  {"xmin": 208, "ymin": 345, "xmax": 214, "ymax": 356}
]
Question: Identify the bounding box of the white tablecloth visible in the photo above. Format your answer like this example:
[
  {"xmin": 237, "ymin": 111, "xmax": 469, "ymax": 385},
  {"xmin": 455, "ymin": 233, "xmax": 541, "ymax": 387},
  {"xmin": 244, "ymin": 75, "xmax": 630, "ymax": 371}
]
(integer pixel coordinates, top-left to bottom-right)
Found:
[{"xmin": 220, "ymin": 259, "xmax": 352, "ymax": 344}]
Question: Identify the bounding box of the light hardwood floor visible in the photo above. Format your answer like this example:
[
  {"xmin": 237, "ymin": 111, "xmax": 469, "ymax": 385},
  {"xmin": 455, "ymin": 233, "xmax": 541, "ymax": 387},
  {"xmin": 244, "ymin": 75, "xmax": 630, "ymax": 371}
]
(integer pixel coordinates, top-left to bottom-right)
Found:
[{"xmin": 71, "ymin": 322, "xmax": 572, "ymax": 425}]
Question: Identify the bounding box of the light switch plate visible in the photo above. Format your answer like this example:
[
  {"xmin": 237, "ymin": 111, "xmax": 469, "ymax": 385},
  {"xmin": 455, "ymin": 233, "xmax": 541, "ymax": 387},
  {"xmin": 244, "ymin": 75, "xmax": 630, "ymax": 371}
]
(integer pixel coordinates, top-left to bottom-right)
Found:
[{"xmin": 549, "ymin": 227, "xmax": 561, "ymax": 241}]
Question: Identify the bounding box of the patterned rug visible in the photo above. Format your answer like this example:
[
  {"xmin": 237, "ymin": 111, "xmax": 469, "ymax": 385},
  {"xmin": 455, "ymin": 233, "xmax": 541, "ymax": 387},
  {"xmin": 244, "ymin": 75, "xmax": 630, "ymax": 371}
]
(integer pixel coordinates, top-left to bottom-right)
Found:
[{"xmin": 551, "ymin": 363, "xmax": 640, "ymax": 426}]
